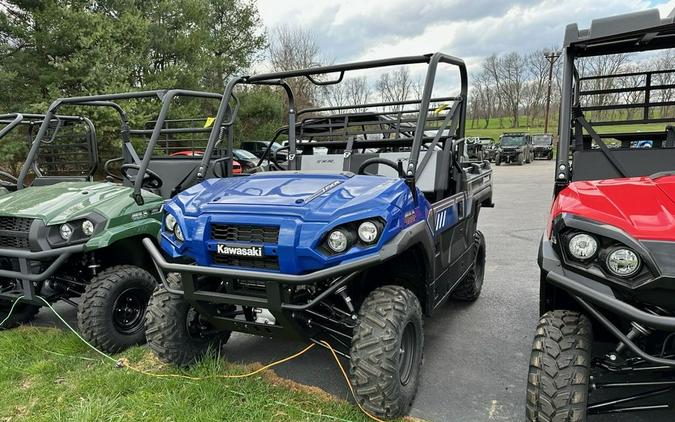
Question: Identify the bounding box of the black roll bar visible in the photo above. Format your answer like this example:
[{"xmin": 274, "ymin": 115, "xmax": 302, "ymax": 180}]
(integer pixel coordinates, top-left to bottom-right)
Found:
[{"xmin": 196, "ymin": 52, "xmax": 468, "ymax": 186}]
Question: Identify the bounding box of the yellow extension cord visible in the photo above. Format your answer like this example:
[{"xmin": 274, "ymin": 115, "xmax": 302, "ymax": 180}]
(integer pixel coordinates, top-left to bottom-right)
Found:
[{"xmin": 0, "ymin": 295, "xmax": 385, "ymax": 422}]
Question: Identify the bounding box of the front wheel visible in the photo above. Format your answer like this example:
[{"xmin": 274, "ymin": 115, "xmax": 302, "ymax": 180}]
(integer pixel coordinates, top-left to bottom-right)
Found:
[
  {"xmin": 145, "ymin": 274, "xmax": 231, "ymax": 367},
  {"xmin": 526, "ymin": 310, "xmax": 592, "ymax": 422},
  {"xmin": 78, "ymin": 265, "xmax": 156, "ymax": 353},
  {"xmin": 350, "ymin": 286, "xmax": 424, "ymax": 419},
  {"xmin": 496, "ymin": 157, "xmax": 501, "ymax": 166}
]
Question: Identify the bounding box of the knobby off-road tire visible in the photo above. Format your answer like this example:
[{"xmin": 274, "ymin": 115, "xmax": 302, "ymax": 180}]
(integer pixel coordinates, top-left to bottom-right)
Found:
[
  {"xmin": 526, "ymin": 310, "xmax": 592, "ymax": 422},
  {"xmin": 145, "ymin": 274, "xmax": 231, "ymax": 367},
  {"xmin": 78, "ymin": 265, "xmax": 156, "ymax": 353},
  {"xmin": 452, "ymin": 230, "xmax": 486, "ymax": 301},
  {"xmin": 349, "ymin": 286, "xmax": 424, "ymax": 419},
  {"xmin": 0, "ymin": 300, "xmax": 40, "ymax": 329}
]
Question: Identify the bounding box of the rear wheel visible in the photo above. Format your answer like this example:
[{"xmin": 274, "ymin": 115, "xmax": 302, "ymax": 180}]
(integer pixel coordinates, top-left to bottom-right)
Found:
[
  {"xmin": 452, "ymin": 231, "xmax": 486, "ymax": 301},
  {"xmin": 517, "ymin": 153, "xmax": 524, "ymax": 165},
  {"xmin": 526, "ymin": 310, "xmax": 592, "ymax": 422},
  {"xmin": 525, "ymin": 152, "xmax": 532, "ymax": 163},
  {"xmin": 349, "ymin": 286, "xmax": 424, "ymax": 419},
  {"xmin": 77, "ymin": 265, "xmax": 156, "ymax": 353},
  {"xmin": 496, "ymin": 156, "xmax": 501, "ymax": 166},
  {"xmin": 145, "ymin": 274, "xmax": 231, "ymax": 367}
]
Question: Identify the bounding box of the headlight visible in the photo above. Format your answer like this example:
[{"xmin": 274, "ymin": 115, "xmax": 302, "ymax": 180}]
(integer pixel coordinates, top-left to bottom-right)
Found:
[
  {"xmin": 165, "ymin": 214, "xmax": 177, "ymax": 232},
  {"xmin": 607, "ymin": 248, "xmax": 640, "ymax": 277},
  {"xmin": 358, "ymin": 221, "xmax": 378, "ymax": 243},
  {"xmin": 60, "ymin": 224, "xmax": 73, "ymax": 241},
  {"xmin": 82, "ymin": 220, "xmax": 95, "ymax": 236},
  {"xmin": 567, "ymin": 233, "xmax": 597, "ymax": 260},
  {"xmin": 327, "ymin": 230, "xmax": 349, "ymax": 253},
  {"xmin": 174, "ymin": 224, "xmax": 185, "ymax": 242}
]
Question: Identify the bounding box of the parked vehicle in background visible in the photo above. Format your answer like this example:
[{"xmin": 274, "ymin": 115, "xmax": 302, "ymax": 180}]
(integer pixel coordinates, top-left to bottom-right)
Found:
[
  {"xmin": 241, "ymin": 140, "xmax": 284, "ymax": 159},
  {"xmin": 465, "ymin": 137, "xmax": 485, "ymax": 161},
  {"xmin": 169, "ymin": 150, "xmax": 243, "ymax": 174},
  {"xmin": 142, "ymin": 53, "xmax": 494, "ymax": 420},
  {"xmin": 526, "ymin": 9, "xmax": 675, "ymax": 421},
  {"xmin": 495, "ymin": 133, "xmax": 533, "ymax": 165},
  {"xmin": 479, "ymin": 137, "xmax": 497, "ymax": 162},
  {"xmin": 532, "ymin": 134, "xmax": 554, "ymax": 159},
  {"xmin": 230, "ymin": 148, "xmax": 268, "ymax": 172},
  {"xmin": 0, "ymin": 90, "xmax": 234, "ymax": 354}
]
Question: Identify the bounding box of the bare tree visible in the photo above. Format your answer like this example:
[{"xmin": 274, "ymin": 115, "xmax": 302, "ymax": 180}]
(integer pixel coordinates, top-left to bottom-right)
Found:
[
  {"xmin": 268, "ymin": 26, "xmax": 323, "ymax": 110},
  {"xmin": 376, "ymin": 67, "xmax": 413, "ymax": 110},
  {"xmin": 321, "ymin": 76, "xmax": 370, "ymax": 111}
]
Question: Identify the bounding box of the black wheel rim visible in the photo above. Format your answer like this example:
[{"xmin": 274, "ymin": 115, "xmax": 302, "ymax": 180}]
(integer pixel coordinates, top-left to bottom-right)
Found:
[
  {"xmin": 112, "ymin": 288, "xmax": 148, "ymax": 335},
  {"xmin": 399, "ymin": 322, "xmax": 418, "ymax": 386}
]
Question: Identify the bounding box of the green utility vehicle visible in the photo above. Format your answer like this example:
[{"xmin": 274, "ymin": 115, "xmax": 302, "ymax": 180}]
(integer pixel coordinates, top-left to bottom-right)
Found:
[{"xmin": 0, "ymin": 90, "xmax": 229, "ymax": 352}]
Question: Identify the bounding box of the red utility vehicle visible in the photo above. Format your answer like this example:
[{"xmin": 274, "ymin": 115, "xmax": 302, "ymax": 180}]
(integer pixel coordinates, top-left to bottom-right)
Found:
[
  {"xmin": 170, "ymin": 151, "xmax": 242, "ymax": 174},
  {"xmin": 526, "ymin": 9, "xmax": 675, "ymax": 421}
]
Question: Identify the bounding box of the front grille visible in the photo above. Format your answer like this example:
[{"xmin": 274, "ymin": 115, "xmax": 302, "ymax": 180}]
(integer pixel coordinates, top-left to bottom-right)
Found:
[
  {"xmin": 0, "ymin": 217, "xmax": 33, "ymax": 249},
  {"xmin": 0, "ymin": 217, "xmax": 33, "ymax": 232},
  {"xmin": 211, "ymin": 224, "xmax": 279, "ymax": 244},
  {"xmin": 0, "ymin": 237, "xmax": 29, "ymax": 249},
  {"xmin": 211, "ymin": 254, "xmax": 279, "ymax": 270}
]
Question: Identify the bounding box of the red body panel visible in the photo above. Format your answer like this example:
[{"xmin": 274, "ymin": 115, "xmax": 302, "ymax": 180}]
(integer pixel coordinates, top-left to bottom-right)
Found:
[{"xmin": 550, "ymin": 176, "xmax": 675, "ymax": 241}]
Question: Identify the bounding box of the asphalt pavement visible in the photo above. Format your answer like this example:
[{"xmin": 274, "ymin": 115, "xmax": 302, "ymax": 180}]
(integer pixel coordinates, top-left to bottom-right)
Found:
[{"xmin": 34, "ymin": 160, "xmax": 672, "ymax": 421}]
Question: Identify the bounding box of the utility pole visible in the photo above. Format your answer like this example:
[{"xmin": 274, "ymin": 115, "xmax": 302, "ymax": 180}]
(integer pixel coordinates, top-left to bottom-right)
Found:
[{"xmin": 544, "ymin": 51, "xmax": 561, "ymax": 134}]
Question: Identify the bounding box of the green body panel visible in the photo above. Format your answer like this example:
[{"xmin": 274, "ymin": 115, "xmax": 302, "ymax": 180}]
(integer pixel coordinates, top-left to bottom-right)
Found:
[
  {"xmin": 0, "ymin": 182, "xmax": 163, "ymax": 250},
  {"xmin": 0, "ymin": 187, "xmax": 8, "ymax": 196}
]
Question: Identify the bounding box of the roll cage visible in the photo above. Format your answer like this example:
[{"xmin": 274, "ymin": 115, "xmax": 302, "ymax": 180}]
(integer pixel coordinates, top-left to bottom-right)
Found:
[
  {"xmin": 145, "ymin": 53, "xmax": 469, "ymax": 203},
  {"xmin": 556, "ymin": 9, "xmax": 675, "ymax": 190},
  {"xmin": 0, "ymin": 113, "xmax": 96, "ymax": 185},
  {"xmin": 13, "ymin": 90, "xmax": 224, "ymax": 203}
]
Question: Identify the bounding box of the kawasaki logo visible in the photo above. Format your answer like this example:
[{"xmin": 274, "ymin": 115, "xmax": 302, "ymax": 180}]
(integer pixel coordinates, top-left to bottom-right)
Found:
[{"xmin": 216, "ymin": 244, "xmax": 263, "ymax": 257}]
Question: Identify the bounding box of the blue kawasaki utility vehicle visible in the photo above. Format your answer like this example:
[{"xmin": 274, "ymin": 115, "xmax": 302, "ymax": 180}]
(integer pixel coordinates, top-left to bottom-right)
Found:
[{"xmin": 142, "ymin": 53, "xmax": 493, "ymax": 419}]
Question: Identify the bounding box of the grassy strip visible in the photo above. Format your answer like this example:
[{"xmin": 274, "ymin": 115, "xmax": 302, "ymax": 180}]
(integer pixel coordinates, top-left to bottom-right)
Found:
[{"xmin": 0, "ymin": 327, "xmax": 398, "ymax": 422}]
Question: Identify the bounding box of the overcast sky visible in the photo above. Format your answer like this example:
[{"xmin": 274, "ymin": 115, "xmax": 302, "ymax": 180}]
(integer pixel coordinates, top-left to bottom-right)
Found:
[{"xmin": 257, "ymin": 0, "xmax": 675, "ymax": 71}]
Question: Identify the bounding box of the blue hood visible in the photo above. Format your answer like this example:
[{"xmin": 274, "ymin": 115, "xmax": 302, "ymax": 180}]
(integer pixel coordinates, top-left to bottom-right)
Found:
[{"xmin": 172, "ymin": 172, "xmax": 410, "ymax": 221}]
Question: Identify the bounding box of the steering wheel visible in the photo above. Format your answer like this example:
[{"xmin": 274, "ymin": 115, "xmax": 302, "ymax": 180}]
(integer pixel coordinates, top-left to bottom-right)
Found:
[
  {"xmin": 121, "ymin": 164, "xmax": 163, "ymax": 189},
  {"xmin": 0, "ymin": 170, "xmax": 17, "ymax": 188},
  {"xmin": 357, "ymin": 158, "xmax": 404, "ymax": 177},
  {"xmin": 104, "ymin": 157, "xmax": 124, "ymax": 181}
]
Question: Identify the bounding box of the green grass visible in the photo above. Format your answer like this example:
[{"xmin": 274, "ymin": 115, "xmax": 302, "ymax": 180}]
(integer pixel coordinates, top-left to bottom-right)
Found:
[
  {"xmin": 0, "ymin": 327, "xmax": 391, "ymax": 422},
  {"xmin": 465, "ymin": 116, "xmax": 669, "ymax": 140}
]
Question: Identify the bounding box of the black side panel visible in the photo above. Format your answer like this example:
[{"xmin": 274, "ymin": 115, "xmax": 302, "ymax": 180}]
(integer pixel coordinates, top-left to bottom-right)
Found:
[{"xmin": 572, "ymin": 148, "xmax": 675, "ymax": 181}]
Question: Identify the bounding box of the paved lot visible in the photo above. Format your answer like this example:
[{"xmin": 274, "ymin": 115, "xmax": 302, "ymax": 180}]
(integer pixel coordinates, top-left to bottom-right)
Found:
[{"xmin": 34, "ymin": 160, "xmax": 671, "ymax": 421}]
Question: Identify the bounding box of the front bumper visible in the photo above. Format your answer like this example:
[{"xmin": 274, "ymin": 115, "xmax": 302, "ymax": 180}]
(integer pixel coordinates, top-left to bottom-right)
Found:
[
  {"xmin": 0, "ymin": 244, "xmax": 86, "ymax": 306},
  {"xmin": 143, "ymin": 220, "xmax": 432, "ymax": 339},
  {"xmin": 539, "ymin": 222, "xmax": 675, "ymax": 366},
  {"xmin": 533, "ymin": 147, "xmax": 552, "ymax": 157}
]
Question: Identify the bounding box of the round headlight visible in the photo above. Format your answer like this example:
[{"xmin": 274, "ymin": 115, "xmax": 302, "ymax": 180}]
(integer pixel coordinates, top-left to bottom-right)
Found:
[
  {"xmin": 82, "ymin": 220, "xmax": 95, "ymax": 236},
  {"xmin": 59, "ymin": 223, "xmax": 73, "ymax": 241},
  {"xmin": 358, "ymin": 221, "xmax": 378, "ymax": 243},
  {"xmin": 174, "ymin": 224, "xmax": 185, "ymax": 242},
  {"xmin": 607, "ymin": 248, "xmax": 640, "ymax": 277},
  {"xmin": 567, "ymin": 233, "xmax": 597, "ymax": 260},
  {"xmin": 327, "ymin": 230, "xmax": 348, "ymax": 253},
  {"xmin": 165, "ymin": 214, "xmax": 177, "ymax": 231}
]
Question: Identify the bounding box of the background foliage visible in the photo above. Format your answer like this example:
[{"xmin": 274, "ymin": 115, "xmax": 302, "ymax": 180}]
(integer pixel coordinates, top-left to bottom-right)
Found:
[{"xmin": 0, "ymin": 0, "xmax": 285, "ymax": 171}]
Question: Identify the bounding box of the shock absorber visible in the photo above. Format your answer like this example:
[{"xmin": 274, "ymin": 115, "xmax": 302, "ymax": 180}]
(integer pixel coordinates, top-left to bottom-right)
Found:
[{"xmin": 335, "ymin": 285, "xmax": 356, "ymax": 318}]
